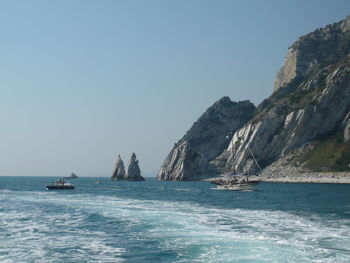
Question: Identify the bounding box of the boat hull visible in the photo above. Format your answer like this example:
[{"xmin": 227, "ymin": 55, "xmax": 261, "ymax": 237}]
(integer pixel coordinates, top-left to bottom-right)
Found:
[
  {"xmin": 216, "ymin": 184, "xmax": 256, "ymax": 191},
  {"xmin": 46, "ymin": 185, "xmax": 75, "ymax": 190}
]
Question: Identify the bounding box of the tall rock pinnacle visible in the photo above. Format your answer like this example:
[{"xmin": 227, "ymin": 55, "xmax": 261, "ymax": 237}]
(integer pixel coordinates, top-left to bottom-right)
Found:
[
  {"xmin": 111, "ymin": 154, "xmax": 126, "ymax": 180},
  {"xmin": 125, "ymin": 153, "xmax": 145, "ymax": 181}
]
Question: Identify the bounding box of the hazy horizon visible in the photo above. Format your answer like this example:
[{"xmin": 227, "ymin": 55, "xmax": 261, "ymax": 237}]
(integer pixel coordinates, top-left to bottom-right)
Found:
[{"xmin": 1, "ymin": 0, "xmax": 349, "ymax": 177}]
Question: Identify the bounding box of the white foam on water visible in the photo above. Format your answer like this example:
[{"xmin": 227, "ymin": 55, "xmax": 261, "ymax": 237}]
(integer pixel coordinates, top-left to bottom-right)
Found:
[
  {"xmin": 0, "ymin": 191, "xmax": 126, "ymax": 263},
  {"xmin": 1, "ymin": 189, "xmax": 350, "ymax": 262}
]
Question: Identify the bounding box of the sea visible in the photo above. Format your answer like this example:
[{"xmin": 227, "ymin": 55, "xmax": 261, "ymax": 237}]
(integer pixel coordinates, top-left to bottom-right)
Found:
[{"xmin": 0, "ymin": 177, "xmax": 350, "ymax": 263}]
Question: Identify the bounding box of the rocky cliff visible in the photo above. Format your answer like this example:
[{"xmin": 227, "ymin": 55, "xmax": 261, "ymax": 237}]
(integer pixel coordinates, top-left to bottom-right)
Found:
[
  {"xmin": 158, "ymin": 15, "xmax": 350, "ymax": 180},
  {"xmin": 157, "ymin": 97, "xmax": 255, "ymax": 180},
  {"xmin": 214, "ymin": 55, "xmax": 350, "ymax": 174},
  {"xmin": 214, "ymin": 15, "xmax": 350, "ymax": 175},
  {"xmin": 274, "ymin": 15, "xmax": 350, "ymax": 92}
]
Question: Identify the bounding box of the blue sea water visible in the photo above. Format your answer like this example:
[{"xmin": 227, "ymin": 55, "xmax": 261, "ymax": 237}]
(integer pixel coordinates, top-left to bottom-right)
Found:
[{"xmin": 0, "ymin": 177, "xmax": 350, "ymax": 263}]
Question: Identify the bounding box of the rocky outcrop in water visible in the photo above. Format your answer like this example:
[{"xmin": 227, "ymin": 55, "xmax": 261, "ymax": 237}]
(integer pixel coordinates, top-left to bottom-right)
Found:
[
  {"xmin": 157, "ymin": 97, "xmax": 255, "ymax": 180},
  {"xmin": 111, "ymin": 153, "xmax": 145, "ymax": 181},
  {"xmin": 125, "ymin": 153, "xmax": 145, "ymax": 181},
  {"xmin": 111, "ymin": 154, "xmax": 126, "ymax": 180}
]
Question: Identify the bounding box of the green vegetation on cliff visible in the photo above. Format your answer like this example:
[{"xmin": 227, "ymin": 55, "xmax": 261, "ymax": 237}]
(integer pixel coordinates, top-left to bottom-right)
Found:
[{"xmin": 303, "ymin": 135, "xmax": 350, "ymax": 171}]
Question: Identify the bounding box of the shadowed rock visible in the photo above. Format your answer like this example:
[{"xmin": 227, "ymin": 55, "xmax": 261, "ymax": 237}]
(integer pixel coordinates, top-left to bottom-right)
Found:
[
  {"xmin": 125, "ymin": 153, "xmax": 145, "ymax": 181},
  {"xmin": 111, "ymin": 155, "xmax": 126, "ymax": 180}
]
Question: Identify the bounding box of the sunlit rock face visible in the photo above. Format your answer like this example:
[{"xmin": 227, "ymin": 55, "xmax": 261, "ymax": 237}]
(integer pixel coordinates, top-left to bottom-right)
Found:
[
  {"xmin": 158, "ymin": 16, "xmax": 350, "ymax": 180},
  {"xmin": 157, "ymin": 97, "xmax": 255, "ymax": 181},
  {"xmin": 343, "ymin": 112, "xmax": 350, "ymax": 142},
  {"xmin": 214, "ymin": 16, "xmax": 350, "ymax": 174},
  {"xmin": 274, "ymin": 15, "xmax": 350, "ymax": 92}
]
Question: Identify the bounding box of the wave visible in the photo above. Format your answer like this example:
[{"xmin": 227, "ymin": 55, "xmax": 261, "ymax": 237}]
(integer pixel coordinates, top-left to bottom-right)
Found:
[{"xmin": 1, "ymin": 189, "xmax": 350, "ymax": 262}]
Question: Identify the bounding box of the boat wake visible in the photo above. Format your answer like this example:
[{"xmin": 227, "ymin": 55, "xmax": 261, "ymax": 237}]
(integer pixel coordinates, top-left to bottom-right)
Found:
[{"xmin": 1, "ymin": 182, "xmax": 350, "ymax": 262}]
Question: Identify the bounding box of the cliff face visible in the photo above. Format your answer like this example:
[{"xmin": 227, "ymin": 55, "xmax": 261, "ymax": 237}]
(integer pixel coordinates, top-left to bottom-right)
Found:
[
  {"xmin": 157, "ymin": 97, "xmax": 255, "ymax": 180},
  {"xmin": 214, "ymin": 55, "xmax": 350, "ymax": 174},
  {"xmin": 214, "ymin": 15, "xmax": 350, "ymax": 175},
  {"xmin": 343, "ymin": 112, "xmax": 350, "ymax": 142},
  {"xmin": 274, "ymin": 15, "xmax": 350, "ymax": 92},
  {"xmin": 158, "ymin": 15, "xmax": 350, "ymax": 180},
  {"xmin": 158, "ymin": 142, "xmax": 209, "ymax": 181}
]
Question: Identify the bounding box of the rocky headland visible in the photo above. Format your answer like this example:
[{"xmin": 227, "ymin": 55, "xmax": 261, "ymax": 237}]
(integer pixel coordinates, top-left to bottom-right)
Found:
[
  {"xmin": 157, "ymin": 97, "xmax": 255, "ymax": 180},
  {"xmin": 158, "ymin": 15, "xmax": 350, "ymax": 183}
]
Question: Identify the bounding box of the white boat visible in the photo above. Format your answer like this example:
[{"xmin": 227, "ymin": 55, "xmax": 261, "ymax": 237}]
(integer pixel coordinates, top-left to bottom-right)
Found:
[
  {"xmin": 215, "ymin": 137, "xmax": 262, "ymax": 191},
  {"xmin": 216, "ymin": 182, "xmax": 256, "ymax": 191}
]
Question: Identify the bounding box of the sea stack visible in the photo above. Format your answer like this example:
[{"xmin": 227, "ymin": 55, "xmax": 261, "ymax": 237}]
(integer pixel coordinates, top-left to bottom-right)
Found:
[
  {"xmin": 125, "ymin": 153, "xmax": 145, "ymax": 181},
  {"xmin": 111, "ymin": 155, "xmax": 126, "ymax": 180}
]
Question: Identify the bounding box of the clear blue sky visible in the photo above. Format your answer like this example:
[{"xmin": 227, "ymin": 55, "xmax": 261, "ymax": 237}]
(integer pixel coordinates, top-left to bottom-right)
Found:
[{"xmin": 0, "ymin": 0, "xmax": 349, "ymax": 177}]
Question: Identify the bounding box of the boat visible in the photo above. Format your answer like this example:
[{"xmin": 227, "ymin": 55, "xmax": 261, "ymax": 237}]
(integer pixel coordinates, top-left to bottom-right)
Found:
[
  {"xmin": 70, "ymin": 173, "xmax": 78, "ymax": 178},
  {"xmin": 213, "ymin": 176, "xmax": 258, "ymax": 191},
  {"xmin": 46, "ymin": 178, "xmax": 75, "ymax": 190},
  {"xmin": 215, "ymin": 138, "xmax": 262, "ymax": 191},
  {"xmin": 216, "ymin": 182, "xmax": 256, "ymax": 191}
]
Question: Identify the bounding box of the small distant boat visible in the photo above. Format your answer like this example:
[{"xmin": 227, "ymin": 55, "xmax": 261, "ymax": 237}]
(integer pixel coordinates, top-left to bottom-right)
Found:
[
  {"xmin": 46, "ymin": 178, "xmax": 75, "ymax": 190},
  {"xmin": 95, "ymin": 180, "xmax": 103, "ymax": 184},
  {"xmin": 70, "ymin": 173, "xmax": 78, "ymax": 178},
  {"xmin": 216, "ymin": 182, "xmax": 256, "ymax": 191}
]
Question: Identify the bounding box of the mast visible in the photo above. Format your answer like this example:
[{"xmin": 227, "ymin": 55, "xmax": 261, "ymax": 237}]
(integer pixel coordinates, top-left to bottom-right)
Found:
[
  {"xmin": 229, "ymin": 133, "xmax": 263, "ymax": 175},
  {"xmin": 247, "ymin": 145, "xmax": 263, "ymax": 174}
]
